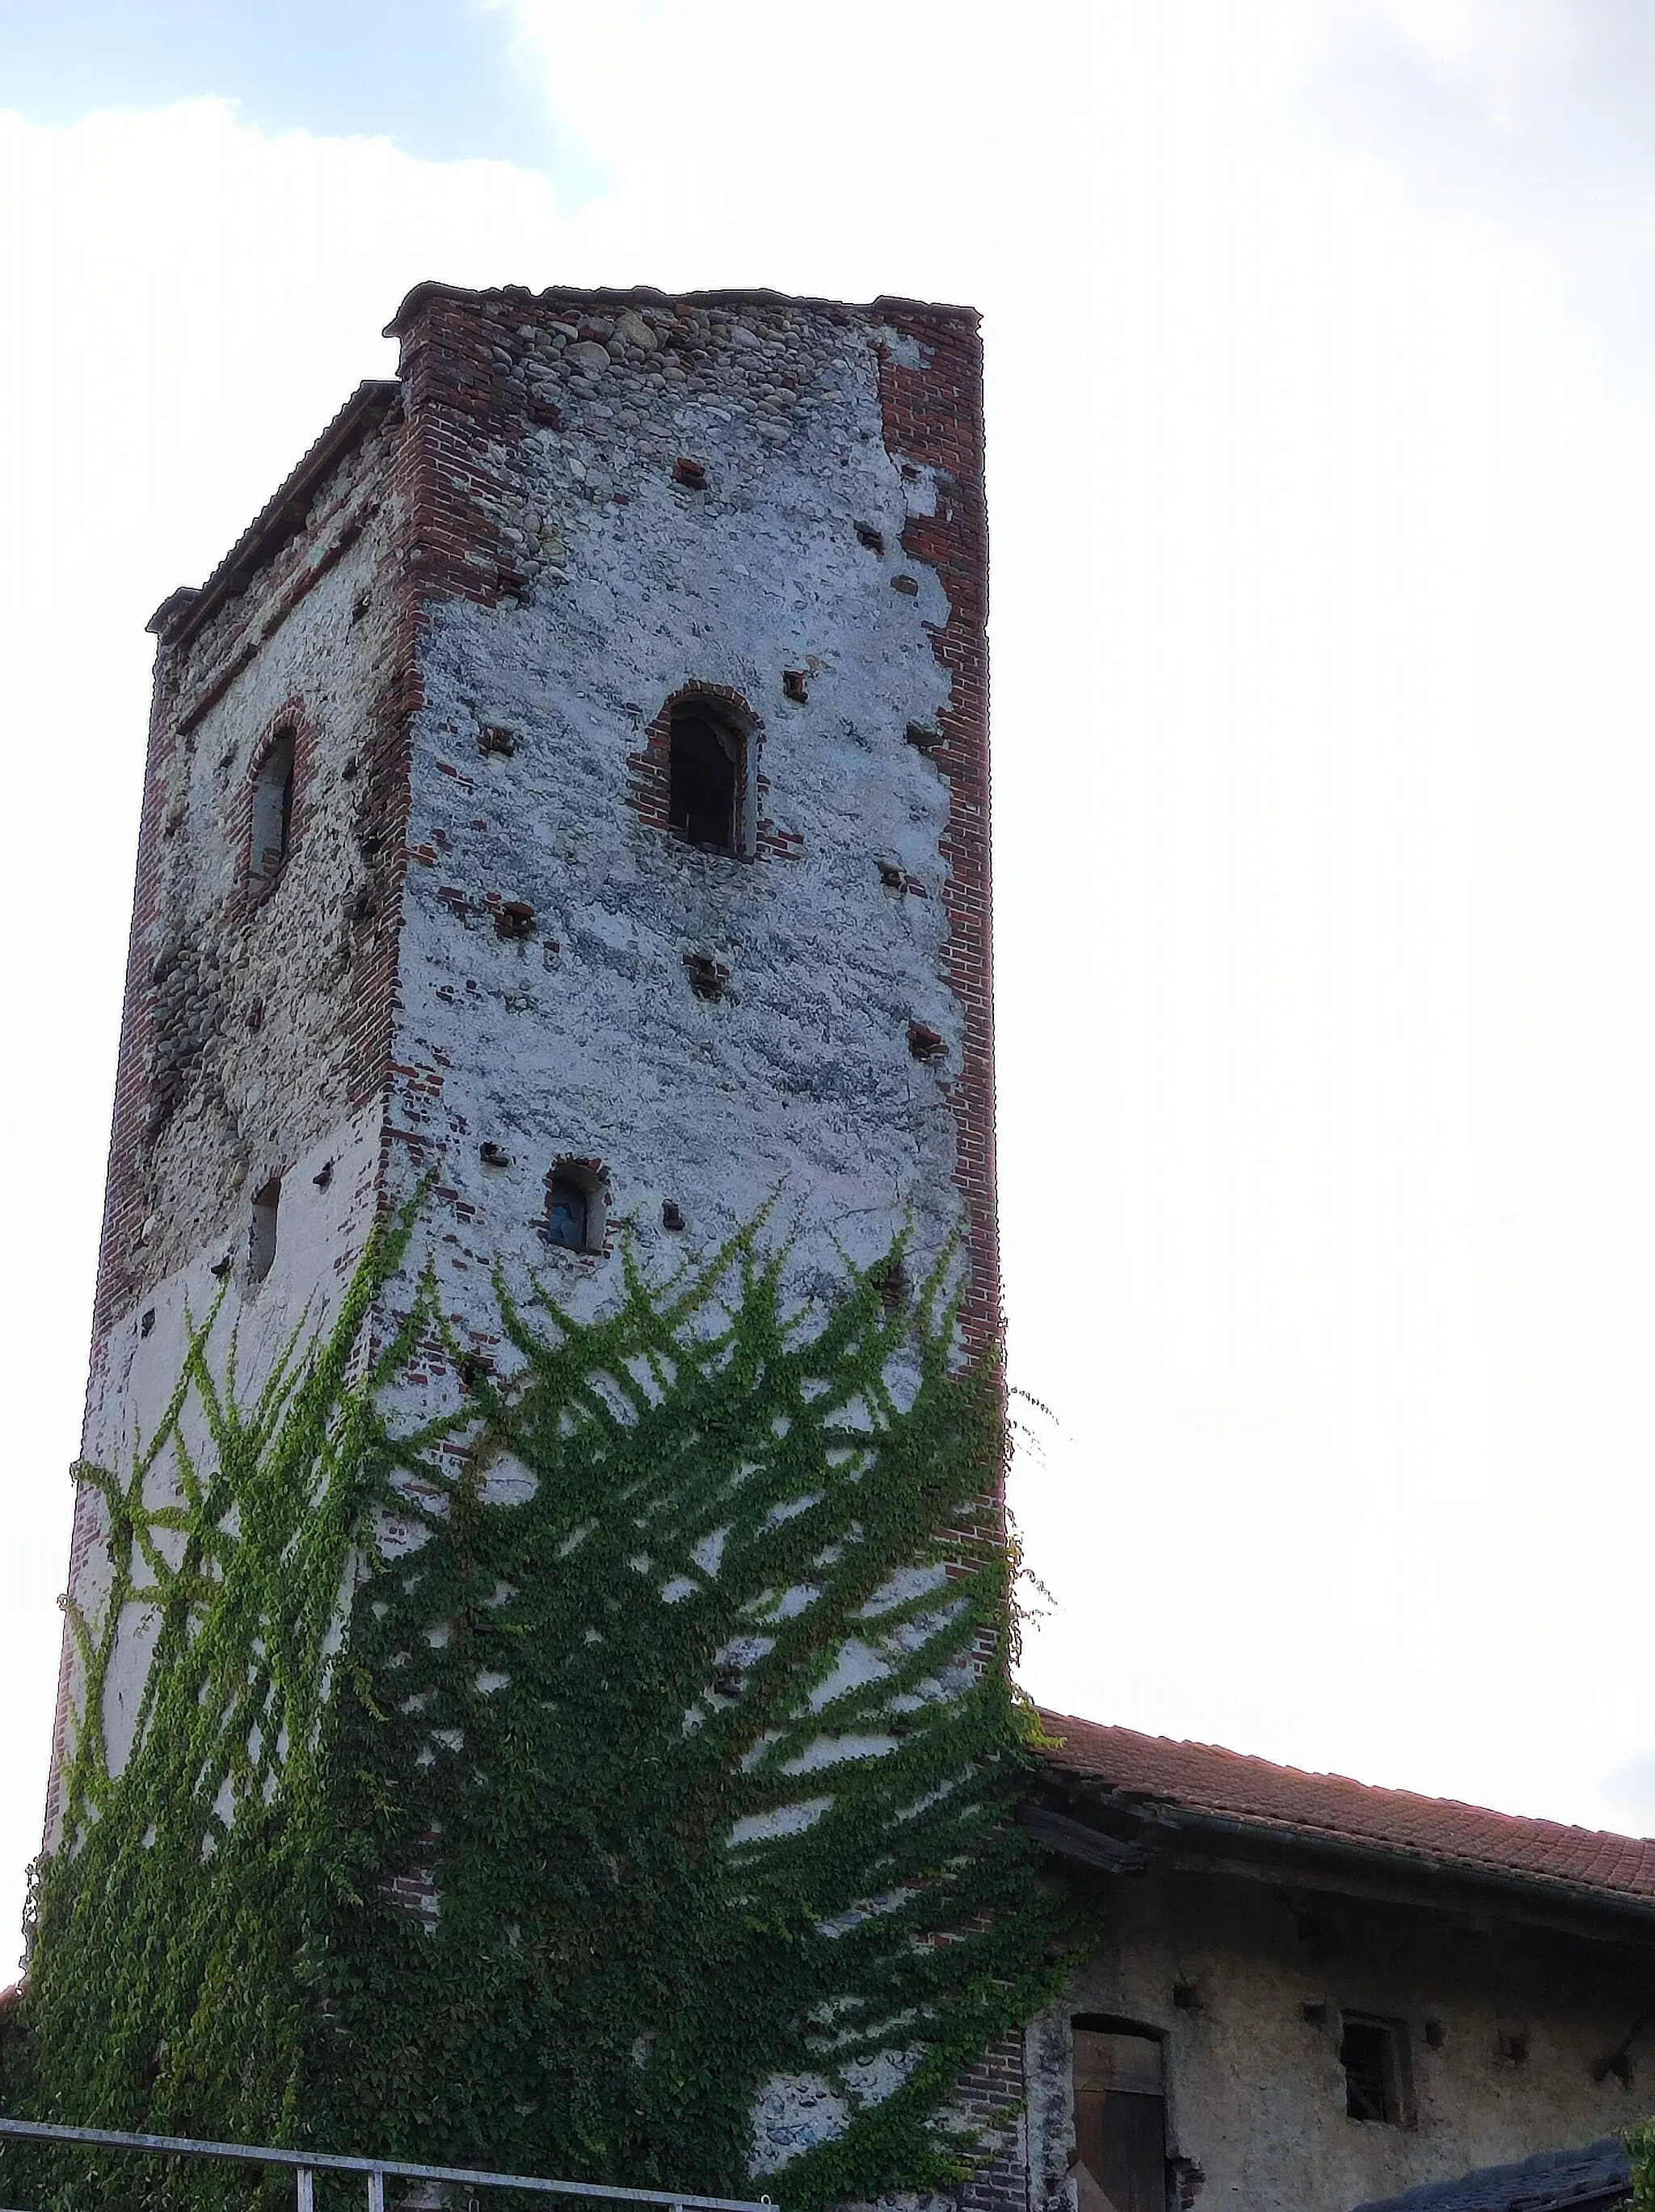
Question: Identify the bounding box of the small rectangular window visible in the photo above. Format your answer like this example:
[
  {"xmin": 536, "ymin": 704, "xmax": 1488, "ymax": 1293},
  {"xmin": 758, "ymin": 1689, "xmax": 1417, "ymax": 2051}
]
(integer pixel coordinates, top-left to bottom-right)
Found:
[{"xmin": 1341, "ymin": 2015, "xmax": 1409, "ymax": 2126}]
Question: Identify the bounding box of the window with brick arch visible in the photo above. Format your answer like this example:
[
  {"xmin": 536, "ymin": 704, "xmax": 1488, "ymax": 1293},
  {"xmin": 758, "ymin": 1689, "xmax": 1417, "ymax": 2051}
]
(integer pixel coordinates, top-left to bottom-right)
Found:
[
  {"xmin": 667, "ymin": 697, "xmax": 746, "ymax": 853},
  {"xmin": 251, "ymin": 729, "xmax": 296, "ymax": 888}
]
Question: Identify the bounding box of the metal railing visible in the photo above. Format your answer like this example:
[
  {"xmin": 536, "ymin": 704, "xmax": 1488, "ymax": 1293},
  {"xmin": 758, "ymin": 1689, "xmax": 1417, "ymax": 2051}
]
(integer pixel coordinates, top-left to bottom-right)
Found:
[{"xmin": 0, "ymin": 2116, "xmax": 773, "ymax": 2212}]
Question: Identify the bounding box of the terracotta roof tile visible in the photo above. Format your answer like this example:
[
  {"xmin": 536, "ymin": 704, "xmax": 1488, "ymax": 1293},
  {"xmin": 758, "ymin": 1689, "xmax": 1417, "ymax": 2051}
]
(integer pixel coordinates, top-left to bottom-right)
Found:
[{"xmin": 1037, "ymin": 1709, "xmax": 1655, "ymax": 1911}]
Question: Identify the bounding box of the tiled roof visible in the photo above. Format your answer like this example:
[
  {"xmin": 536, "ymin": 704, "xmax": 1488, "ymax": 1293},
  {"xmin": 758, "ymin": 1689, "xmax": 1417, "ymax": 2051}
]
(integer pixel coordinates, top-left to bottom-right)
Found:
[
  {"xmin": 1037, "ymin": 1710, "xmax": 1655, "ymax": 1912},
  {"xmin": 1351, "ymin": 2136, "xmax": 1631, "ymax": 2210}
]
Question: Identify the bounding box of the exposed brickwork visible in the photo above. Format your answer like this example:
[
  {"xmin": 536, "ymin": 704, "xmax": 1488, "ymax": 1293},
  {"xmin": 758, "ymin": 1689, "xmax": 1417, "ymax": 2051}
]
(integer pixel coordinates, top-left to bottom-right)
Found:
[
  {"xmin": 387, "ymin": 283, "xmax": 536, "ymax": 612},
  {"xmin": 52, "ymin": 389, "xmax": 414, "ymax": 1852},
  {"xmin": 874, "ymin": 309, "xmax": 1000, "ymax": 1358},
  {"xmin": 956, "ymin": 2033, "xmax": 1031, "ymax": 2212}
]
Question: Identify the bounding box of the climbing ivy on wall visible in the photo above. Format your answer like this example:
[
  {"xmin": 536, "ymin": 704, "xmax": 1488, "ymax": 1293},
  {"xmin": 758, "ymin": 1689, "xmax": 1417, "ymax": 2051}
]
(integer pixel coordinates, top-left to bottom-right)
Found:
[
  {"xmin": 1629, "ymin": 2123, "xmax": 1655, "ymax": 2210},
  {"xmin": 2, "ymin": 1207, "xmax": 1076, "ymax": 2211}
]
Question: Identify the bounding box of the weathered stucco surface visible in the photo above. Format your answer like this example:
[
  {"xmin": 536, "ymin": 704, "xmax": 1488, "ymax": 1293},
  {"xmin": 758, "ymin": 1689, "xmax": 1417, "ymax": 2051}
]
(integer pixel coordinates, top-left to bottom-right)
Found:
[
  {"xmin": 363, "ymin": 305, "xmax": 983, "ymax": 2181},
  {"xmin": 122, "ymin": 415, "xmax": 402, "ymax": 1304},
  {"xmin": 63, "ymin": 1106, "xmax": 382, "ymax": 1823},
  {"xmin": 383, "ymin": 297, "xmax": 965, "ymax": 1347},
  {"xmin": 1026, "ymin": 1869, "xmax": 1653, "ymax": 2210}
]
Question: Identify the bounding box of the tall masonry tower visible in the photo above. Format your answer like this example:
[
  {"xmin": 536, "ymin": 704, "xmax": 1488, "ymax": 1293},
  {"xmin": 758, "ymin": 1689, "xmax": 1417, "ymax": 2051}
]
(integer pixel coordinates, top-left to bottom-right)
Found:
[{"xmin": 23, "ymin": 286, "xmax": 1033, "ymax": 2204}]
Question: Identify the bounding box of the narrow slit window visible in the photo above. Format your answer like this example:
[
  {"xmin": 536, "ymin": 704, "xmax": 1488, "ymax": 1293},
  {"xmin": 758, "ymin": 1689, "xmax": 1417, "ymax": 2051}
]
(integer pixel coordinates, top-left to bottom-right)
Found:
[
  {"xmin": 1072, "ymin": 2023, "xmax": 1164, "ymax": 2212},
  {"xmin": 251, "ymin": 731, "xmax": 296, "ymax": 887},
  {"xmin": 248, "ymin": 1178, "xmax": 280, "ymax": 1285},
  {"xmin": 668, "ymin": 700, "xmax": 742, "ymax": 853}
]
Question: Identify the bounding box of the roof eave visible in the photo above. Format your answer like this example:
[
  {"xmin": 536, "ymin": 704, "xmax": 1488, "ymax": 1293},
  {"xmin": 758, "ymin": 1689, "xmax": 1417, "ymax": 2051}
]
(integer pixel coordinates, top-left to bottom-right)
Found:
[
  {"xmin": 148, "ymin": 378, "xmax": 402, "ymax": 651},
  {"xmin": 1033, "ymin": 1782, "xmax": 1655, "ymax": 1949}
]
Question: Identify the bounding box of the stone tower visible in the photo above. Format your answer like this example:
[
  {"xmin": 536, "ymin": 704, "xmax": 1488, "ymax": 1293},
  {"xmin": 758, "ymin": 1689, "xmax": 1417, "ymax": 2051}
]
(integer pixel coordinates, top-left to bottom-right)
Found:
[
  {"xmin": 50, "ymin": 284, "xmax": 996, "ymax": 1827},
  {"xmin": 29, "ymin": 284, "xmax": 1022, "ymax": 2197}
]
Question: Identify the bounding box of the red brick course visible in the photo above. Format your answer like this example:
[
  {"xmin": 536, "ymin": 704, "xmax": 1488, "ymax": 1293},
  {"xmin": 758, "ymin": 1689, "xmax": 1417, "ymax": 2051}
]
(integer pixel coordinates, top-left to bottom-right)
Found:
[{"xmin": 874, "ymin": 309, "xmax": 1000, "ymax": 1362}]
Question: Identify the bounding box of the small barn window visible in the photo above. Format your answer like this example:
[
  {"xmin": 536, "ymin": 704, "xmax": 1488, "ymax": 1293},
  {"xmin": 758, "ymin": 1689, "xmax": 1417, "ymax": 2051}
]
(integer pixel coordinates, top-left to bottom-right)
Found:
[
  {"xmin": 248, "ymin": 1178, "xmax": 281, "ymax": 1285},
  {"xmin": 1341, "ymin": 2016, "xmax": 1409, "ymax": 2125},
  {"xmin": 251, "ymin": 730, "xmax": 296, "ymax": 887},
  {"xmin": 545, "ymin": 1163, "xmax": 604, "ymax": 1254},
  {"xmin": 668, "ymin": 698, "xmax": 745, "ymax": 853},
  {"xmin": 1072, "ymin": 2021, "xmax": 1165, "ymax": 2212}
]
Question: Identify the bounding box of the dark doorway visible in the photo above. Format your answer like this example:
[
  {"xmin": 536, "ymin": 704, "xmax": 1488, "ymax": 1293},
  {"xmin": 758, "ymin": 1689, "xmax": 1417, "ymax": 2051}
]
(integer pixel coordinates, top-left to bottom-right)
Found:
[
  {"xmin": 668, "ymin": 700, "xmax": 741, "ymax": 852},
  {"xmin": 1072, "ymin": 2023, "xmax": 1165, "ymax": 2212}
]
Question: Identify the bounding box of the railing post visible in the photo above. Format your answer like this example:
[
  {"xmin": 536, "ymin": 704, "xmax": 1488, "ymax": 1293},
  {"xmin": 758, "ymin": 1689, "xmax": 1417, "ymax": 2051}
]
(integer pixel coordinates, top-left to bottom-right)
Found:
[
  {"xmin": 368, "ymin": 2167, "xmax": 385, "ymax": 2212},
  {"xmin": 297, "ymin": 2168, "xmax": 314, "ymax": 2212}
]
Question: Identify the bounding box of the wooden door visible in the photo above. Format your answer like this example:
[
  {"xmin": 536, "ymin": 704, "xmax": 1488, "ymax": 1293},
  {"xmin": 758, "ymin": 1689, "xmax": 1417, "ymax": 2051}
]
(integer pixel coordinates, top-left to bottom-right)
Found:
[{"xmin": 1072, "ymin": 2029, "xmax": 1166, "ymax": 2212}]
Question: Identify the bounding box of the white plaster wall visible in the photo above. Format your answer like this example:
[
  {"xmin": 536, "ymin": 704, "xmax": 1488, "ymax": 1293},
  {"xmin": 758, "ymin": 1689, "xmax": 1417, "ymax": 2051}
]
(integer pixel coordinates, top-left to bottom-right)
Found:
[
  {"xmin": 1026, "ymin": 1869, "xmax": 1653, "ymax": 2210},
  {"xmin": 53, "ymin": 1106, "xmax": 383, "ymax": 1836},
  {"xmin": 384, "ymin": 305, "xmax": 965, "ymax": 1340}
]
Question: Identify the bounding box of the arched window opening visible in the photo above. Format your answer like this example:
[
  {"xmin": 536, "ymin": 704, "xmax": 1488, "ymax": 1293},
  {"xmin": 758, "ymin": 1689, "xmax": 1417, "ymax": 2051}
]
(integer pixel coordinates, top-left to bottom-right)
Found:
[
  {"xmin": 1072, "ymin": 2019, "xmax": 1165, "ymax": 2212},
  {"xmin": 248, "ymin": 1178, "xmax": 281, "ymax": 1285},
  {"xmin": 668, "ymin": 698, "xmax": 743, "ymax": 853},
  {"xmin": 545, "ymin": 1162, "xmax": 604, "ymax": 1254},
  {"xmin": 251, "ymin": 730, "xmax": 296, "ymax": 887}
]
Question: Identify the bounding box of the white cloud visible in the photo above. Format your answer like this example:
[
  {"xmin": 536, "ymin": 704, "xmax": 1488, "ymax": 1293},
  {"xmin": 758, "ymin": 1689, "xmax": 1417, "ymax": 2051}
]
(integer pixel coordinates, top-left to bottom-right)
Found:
[
  {"xmin": 1604, "ymin": 1752, "xmax": 1655, "ymax": 1835},
  {"xmin": 1333, "ymin": 0, "xmax": 1655, "ymax": 183}
]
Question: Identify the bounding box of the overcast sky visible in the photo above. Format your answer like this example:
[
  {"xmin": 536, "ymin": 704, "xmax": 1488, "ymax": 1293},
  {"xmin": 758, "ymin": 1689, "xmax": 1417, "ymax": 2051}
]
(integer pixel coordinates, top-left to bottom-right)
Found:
[{"xmin": 5, "ymin": 0, "xmax": 1655, "ymax": 1963}]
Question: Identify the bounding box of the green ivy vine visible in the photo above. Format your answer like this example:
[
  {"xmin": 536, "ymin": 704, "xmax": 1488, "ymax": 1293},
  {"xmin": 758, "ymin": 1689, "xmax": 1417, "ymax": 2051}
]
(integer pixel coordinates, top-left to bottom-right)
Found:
[
  {"xmin": 1629, "ymin": 2123, "xmax": 1654, "ymax": 2210},
  {"xmin": 2, "ymin": 1205, "xmax": 1078, "ymax": 2210}
]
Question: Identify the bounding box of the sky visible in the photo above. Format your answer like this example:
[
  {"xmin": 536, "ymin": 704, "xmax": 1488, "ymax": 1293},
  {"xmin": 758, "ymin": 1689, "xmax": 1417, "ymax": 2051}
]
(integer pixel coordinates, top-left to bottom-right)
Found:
[{"xmin": 4, "ymin": 0, "xmax": 1655, "ymax": 1961}]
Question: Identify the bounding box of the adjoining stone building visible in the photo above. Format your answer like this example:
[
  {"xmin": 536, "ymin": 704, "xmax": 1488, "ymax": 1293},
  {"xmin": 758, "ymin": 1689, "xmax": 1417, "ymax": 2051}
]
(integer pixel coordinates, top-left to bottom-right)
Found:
[{"xmin": 1024, "ymin": 1714, "xmax": 1655, "ymax": 2210}]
